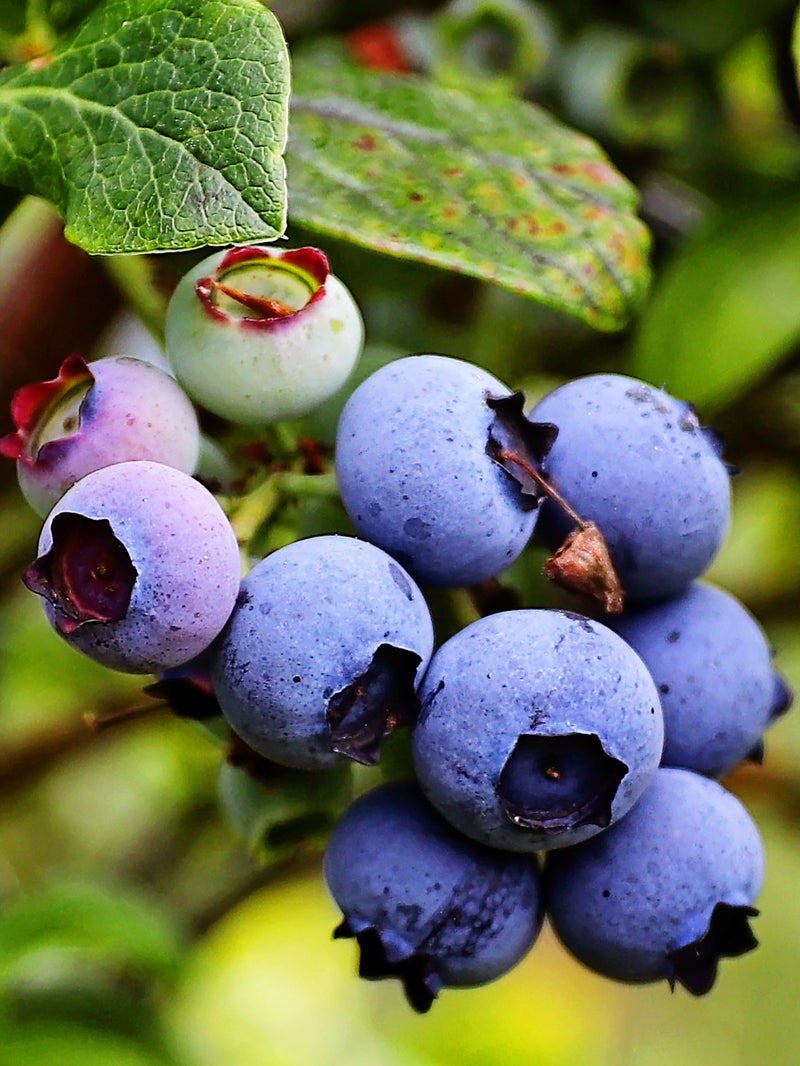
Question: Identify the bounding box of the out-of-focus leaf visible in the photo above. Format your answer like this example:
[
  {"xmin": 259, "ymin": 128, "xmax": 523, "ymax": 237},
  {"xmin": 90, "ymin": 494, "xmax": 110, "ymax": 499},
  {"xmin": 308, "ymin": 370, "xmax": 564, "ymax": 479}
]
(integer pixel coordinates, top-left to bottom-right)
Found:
[
  {"xmin": 705, "ymin": 462, "xmax": 800, "ymax": 606},
  {"xmin": 639, "ymin": 0, "xmax": 788, "ymax": 54},
  {"xmin": 218, "ymin": 759, "xmax": 353, "ymax": 863},
  {"xmin": 431, "ymin": 0, "xmax": 556, "ymax": 96},
  {"xmin": 556, "ymin": 25, "xmax": 701, "ymax": 149},
  {"xmin": 169, "ymin": 876, "xmax": 414, "ymax": 1066},
  {"xmin": 0, "ymin": 1024, "xmax": 175, "ymax": 1066},
  {"xmin": 0, "ymin": 881, "xmax": 184, "ymax": 980},
  {"xmin": 3, "ymin": 974, "xmax": 165, "ymax": 1045},
  {"xmin": 633, "ymin": 196, "xmax": 800, "ymax": 409},
  {"xmin": 0, "ymin": 0, "xmax": 289, "ymax": 253},
  {"xmin": 46, "ymin": 0, "xmax": 102, "ymax": 33},
  {"xmin": 0, "ymin": 585, "xmax": 141, "ymax": 738},
  {"xmin": 287, "ymin": 48, "xmax": 651, "ymax": 331},
  {"xmin": 0, "ymin": 1, "xmax": 103, "ymax": 40},
  {"xmin": 0, "ymin": 3, "xmax": 25, "ymax": 35}
]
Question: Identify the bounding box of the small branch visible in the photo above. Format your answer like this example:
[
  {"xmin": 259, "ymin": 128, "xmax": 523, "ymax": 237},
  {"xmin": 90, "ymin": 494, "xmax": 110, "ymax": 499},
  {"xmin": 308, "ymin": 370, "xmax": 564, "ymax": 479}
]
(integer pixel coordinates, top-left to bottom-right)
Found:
[
  {"xmin": 83, "ymin": 700, "xmax": 167, "ymax": 733},
  {"xmin": 273, "ymin": 469, "xmax": 339, "ymax": 499},
  {"xmin": 495, "ymin": 446, "xmax": 625, "ymax": 614},
  {"xmin": 0, "ymin": 695, "xmax": 173, "ymax": 794},
  {"xmin": 495, "ymin": 446, "xmax": 585, "ymax": 527}
]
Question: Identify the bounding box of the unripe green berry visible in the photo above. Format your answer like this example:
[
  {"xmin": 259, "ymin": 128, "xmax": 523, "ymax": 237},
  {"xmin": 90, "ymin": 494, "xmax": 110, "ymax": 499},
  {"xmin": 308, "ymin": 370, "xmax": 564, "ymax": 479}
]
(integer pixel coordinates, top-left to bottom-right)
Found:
[{"xmin": 164, "ymin": 245, "xmax": 364, "ymax": 424}]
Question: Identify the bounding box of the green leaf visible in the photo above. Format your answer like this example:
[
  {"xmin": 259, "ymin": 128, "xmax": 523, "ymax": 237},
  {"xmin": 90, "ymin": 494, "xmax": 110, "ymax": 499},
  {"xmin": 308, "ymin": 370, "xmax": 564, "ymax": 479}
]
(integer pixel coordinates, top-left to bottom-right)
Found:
[
  {"xmin": 218, "ymin": 759, "xmax": 352, "ymax": 863},
  {"xmin": 639, "ymin": 0, "xmax": 788, "ymax": 54},
  {"xmin": 0, "ymin": 2, "xmax": 100, "ymax": 39},
  {"xmin": 0, "ymin": 2, "xmax": 26, "ymax": 35},
  {"xmin": 633, "ymin": 195, "xmax": 800, "ymax": 409},
  {"xmin": 0, "ymin": 1024, "xmax": 176, "ymax": 1066},
  {"xmin": 0, "ymin": 0, "xmax": 289, "ymax": 252},
  {"xmin": 706, "ymin": 463, "xmax": 800, "ymax": 604},
  {"xmin": 44, "ymin": 1, "xmax": 102, "ymax": 34},
  {"xmin": 0, "ymin": 881, "xmax": 184, "ymax": 980},
  {"xmin": 286, "ymin": 48, "xmax": 650, "ymax": 331}
]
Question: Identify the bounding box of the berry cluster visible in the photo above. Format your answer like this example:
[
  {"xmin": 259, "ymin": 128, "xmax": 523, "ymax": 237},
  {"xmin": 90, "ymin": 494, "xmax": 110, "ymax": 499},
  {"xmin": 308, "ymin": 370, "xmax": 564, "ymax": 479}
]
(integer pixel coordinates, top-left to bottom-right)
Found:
[{"xmin": 6, "ymin": 244, "xmax": 791, "ymax": 1013}]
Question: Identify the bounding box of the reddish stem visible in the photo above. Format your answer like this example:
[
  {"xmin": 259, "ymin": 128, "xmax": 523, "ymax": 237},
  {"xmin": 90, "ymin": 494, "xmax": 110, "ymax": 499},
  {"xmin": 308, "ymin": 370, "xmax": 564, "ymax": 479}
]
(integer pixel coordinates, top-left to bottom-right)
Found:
[
  {"xmin": 84, "ymin": 700, "xmax": 166, "ymax": 732},
  {"xmin": 212, "ymin": 279, "xmax": 295, "ymax": 318},
  {"xmin": 495, "ymin": 446, "xmax": 586, "ymax": 527}
]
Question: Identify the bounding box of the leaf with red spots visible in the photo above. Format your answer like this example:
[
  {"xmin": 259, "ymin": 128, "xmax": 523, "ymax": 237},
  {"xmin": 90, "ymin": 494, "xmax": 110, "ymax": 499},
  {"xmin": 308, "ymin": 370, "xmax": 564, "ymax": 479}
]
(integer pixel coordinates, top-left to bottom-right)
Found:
[{"xmin": 287, "ymin": 49, "xmax": 650, "ymax": 331}]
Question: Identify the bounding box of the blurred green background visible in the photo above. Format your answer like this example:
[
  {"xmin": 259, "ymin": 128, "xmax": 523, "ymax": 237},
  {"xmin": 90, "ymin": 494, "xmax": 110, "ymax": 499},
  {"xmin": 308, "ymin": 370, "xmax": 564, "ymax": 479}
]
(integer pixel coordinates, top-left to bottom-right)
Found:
[{"xmin": 3, "ymin": 0, "xmax": 800, "ymax": 1063}]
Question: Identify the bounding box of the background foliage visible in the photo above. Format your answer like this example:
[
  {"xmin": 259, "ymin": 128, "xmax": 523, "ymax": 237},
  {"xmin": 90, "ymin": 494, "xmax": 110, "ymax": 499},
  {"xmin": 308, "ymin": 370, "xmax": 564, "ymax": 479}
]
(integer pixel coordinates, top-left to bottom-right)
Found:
[{"xmin": 2, "ymin": 1, "xmax": 800, "ymax": 1064}]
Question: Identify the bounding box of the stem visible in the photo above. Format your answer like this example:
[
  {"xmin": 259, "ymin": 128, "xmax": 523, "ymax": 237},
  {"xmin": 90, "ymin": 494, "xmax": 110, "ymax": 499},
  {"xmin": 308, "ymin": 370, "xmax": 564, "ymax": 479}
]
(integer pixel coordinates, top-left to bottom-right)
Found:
[
  {"xmin": 493, "ymin": 443, "xmax": 625, "ymax": 614},
  {"xmin": 224, "ymin": 476, "xmax": 282, "ymax": 545},
  {"xmin": 104, "ymin": 254, "xmax": 170, "ymax": 342},
  {"xmin": 273, "ymin": 470, "xmax": 339, "ymax": 499},
  {"xmin": 496, "ymin": 446, "xmax": 586, "ymax": 527},
  {"xmin": 423, "ymin": 587, "xmax": 481, "ymax": 642},
  {"xmin": 84, "ymin": 700, "xmax": 167, "ymax": 732},
  {"xmin": 212, "ymin": 279, "xmax": 294, "ymax": 318},
  {"xmin": 269, "ymin": 421, "xmax": 300, "ymax": 458},
  {"xmin": 26, "ymin": 0, "xmax": 49, "ymax": 30}
]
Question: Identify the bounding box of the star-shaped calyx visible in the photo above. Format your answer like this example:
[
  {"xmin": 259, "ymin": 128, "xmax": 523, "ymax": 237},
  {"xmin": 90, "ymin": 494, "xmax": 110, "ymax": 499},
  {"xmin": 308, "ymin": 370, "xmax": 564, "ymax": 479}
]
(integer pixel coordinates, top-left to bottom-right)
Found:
[
  {"xmin": 334, "ymin": 916, "xmax": 443, "ymax": 1013},
  {"xmin": 326, "ymin": 644, "xmax": 422, "ymax": 766},
  {"xmin": 666, "ymin": 901, "xmax": 759, "ymax": 995}
]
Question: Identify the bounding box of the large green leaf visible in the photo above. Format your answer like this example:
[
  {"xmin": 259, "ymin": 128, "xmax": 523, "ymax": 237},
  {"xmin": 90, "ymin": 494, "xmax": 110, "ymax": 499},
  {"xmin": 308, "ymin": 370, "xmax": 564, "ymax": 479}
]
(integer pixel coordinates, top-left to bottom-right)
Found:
[
  {"xmin": 0, "ymin": 0, "xmax": 289, "ymax": 252},
  {"xmin": 633, "ymin": 195, "xmax": 800, "ymax": 409},
  {"xmin": 287, "ymin": 49, "xmax": 650, "ymax": 331}
]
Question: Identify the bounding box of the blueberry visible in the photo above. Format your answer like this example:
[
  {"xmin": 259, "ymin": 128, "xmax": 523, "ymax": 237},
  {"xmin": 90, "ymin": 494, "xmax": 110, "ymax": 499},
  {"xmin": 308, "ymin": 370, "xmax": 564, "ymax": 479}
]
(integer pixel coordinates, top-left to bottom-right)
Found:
[
  {"xmin": 0, "ymin": 354, "xmax": 200, "ymax": 515},
  {"xmin": 411, "ymin": 608, "xmax": 664, "ymax": 851},
  {"xmin": 335, "ymin": 354, "xmax": 557, "ymax": 587},
  {"xmin": 23, "ymin": 460, "xmax": 242, "ymax": 674},
  {"xmin": 545, "ymin": 767, "xmax": 764, "ymax": 993},
  {"xmin": 211, "ymin": 535, "xmax": 435, "ymax": 769},
  {"xmin": 164, "ymin": 246, "xmax": 364, "ymax": 424},
  {"xmin": 528, "ymin": 373, "xmax": 732, "ymax": 601},
  {"xmin": 324, "ymin": 780, "xmax": 543, "ymax": 1012},
  {"xmin": 606, "ymin": 581, "xmax": 793, "ymax": 777}
]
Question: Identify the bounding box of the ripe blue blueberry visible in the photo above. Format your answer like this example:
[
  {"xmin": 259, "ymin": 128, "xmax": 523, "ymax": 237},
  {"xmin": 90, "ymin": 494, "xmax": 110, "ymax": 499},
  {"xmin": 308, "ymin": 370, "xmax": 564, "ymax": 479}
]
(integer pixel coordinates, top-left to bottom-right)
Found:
[
  {"xmin": 606, "ymin": 581, "xmax": 793, "ymax": 777},
  {"xmin": 528, "ymin": 373, "xmax": 732, "ymax": 601},
  {"xmin": 335, "ymin": 354, "xmax": 557, "ymax": 587},
  {"xmin": 411, "ymin": 608, "xmax": 664, "ymax": 852},
  {"xmin": 545, "ymin": 767, "xmax": 764, "ymax": 993},
  {"xmin": 1, "ymin": 354, "xmax": 200, "ymax": 515},
  {"xmin": 164, "ymin": 245, "xmax": 364, "ymax": 424},
  {"xmin": 23, "ymin": 460, "xmax": 242, "ymax": 674},
  {"xmin": 324, "ymin": 780, "xmax": 543, "ymax": 1012},
  {"xmin": 211, "ymin": 535, "xmax": 435, "ymax": 770}
]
